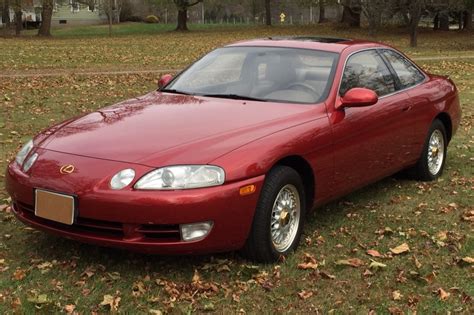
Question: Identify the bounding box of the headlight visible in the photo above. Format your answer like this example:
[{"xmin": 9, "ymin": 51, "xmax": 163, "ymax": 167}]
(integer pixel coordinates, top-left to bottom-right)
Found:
[
  {"xmin": 134, "ymin": 165, "xmax": 225, "ymax": 190},
  {"xmin": 15, "ymin": 139, "xmax": 33, "ymax": 166},
  {"xmin": 22, "ymin": 153, "xmax": 38, "ymax": 172},
  {"xmin": 110, "ymin": 169, "xmax": 136, "ymax": 190}
]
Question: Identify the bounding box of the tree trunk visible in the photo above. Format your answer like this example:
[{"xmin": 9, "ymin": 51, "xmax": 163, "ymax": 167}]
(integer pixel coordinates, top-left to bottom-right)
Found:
[
  {"xmin": 2, "ymin": 0, "xmax": 10, "ymax": 36},
  {"xmin": 176, "ymin": 8, "xmax": 188, "ymax": 31},
  {"xmin": 409, "ymin": 2, "xmax": 422, "ymax": 48},
  {"xmin": 318, "ymin": 0, "xmax": 326, "ymax": 23},
  {"xmin": 439, "ymin": 11, "xmax": 449, "ymax": 31},
  {"xmin": 38, "ymin": 0, "xmax": 53, "ymax": 37},
  {"xmin": 410, "ymin": 23, "xmax": 418, "ymax": 47},
  {"xmin": 265, "ymin": 0, "xmax": 271, "ymax": 26},
  {"xmin": 108, "ymin": 0, "xmax": 112, "ymax": 36},
  {"xmin": 2, "ymin": 0, "xmax": 10, "ymax": 26},
  {"xmin": 464, "ymin": 9, "xmax": 472, "ymax": 30},
  {"xmin": 458, "ymin": 11, "xmax": 463, "ymax": 30},
  {"xmin": 402, "ymin": 12, "xmax": 410, "ymax": 27},
  {"xmin": 341, "ymin": 5, "xmax": 360, "ymax": 27},
  {"xmin": 433, "ymin": 13, "xmax": 439, "ymax": 30},
  {"xmin": 14, "ymin": 7, "xmax": 21, "ymax": 36}
]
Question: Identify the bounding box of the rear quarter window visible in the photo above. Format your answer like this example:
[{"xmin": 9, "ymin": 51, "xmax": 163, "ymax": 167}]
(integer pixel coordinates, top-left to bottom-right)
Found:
[{"xmin": 382, "ymin": 50, "xmax": 425, "ymax": 89}]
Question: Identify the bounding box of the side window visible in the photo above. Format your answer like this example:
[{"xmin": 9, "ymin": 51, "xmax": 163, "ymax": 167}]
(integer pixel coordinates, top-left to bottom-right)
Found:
[
  {"xmin": 382, "ymin": 50, "xmax": 425, "ymax": 88},
  {"xmin": 340, "ymin": 50, "xmax": 396, "ymax": 97}
]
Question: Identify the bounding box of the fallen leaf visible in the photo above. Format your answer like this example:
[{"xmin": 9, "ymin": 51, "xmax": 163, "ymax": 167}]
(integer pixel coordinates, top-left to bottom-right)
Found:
[
  {"xmin": 336, "ymin": 258, "xmax": 364, "ymax": 268},
  {"xmin": 132, "ymin": 281, "xmax": 146, "ymax": 297},
  {"xmin": 297, "ymin": 253, "xmax": 318, "ymax": 270},
  {"xmin": 319, "ymin": 271, "xmax": 335, "ymax": 279},
  {"xmin": 436, "ymin": 231, "xmax": 448, "ymax": 241},
  {"xmin": 413, "ymin": 255, "xmax": 422, "ymax": 269},
  {"xmin": 461, "ymin": 257, "xmax": 474, "ymax": 264},
  {"xmin": 13, "ymin": 269, "xmax": 26, "ymax": 280},
  {"xmin": 192, "ymin": 269, "xmax": 201, "ymax": 283},
  {"xmin": 149, "ymin": 310, "xmax": 162, "ymax": 315},
  {"xmin": 27, "ymin": 293, "xmax": 50, "ymax": 305},
  {"xmin": 203, "ymin": 302, "xmax": 215, "ymax": 311},
  {"xmin": 366, "ymin": 249, "xmax": 382, "ymax": 257},
  {"xmin": 461, "ymin": 210, "xmax": 474, "ymax": 222},
  {"xmin": 390, "ymin": 243, "xmax": 410, "ymax": 255},
  {"xmin": 100, "ymin": 294, "xmax": 121, "ymax": 311},
  {"xmin": 388, "ymin": 306, "xmax": 404, "ymax": 315},
  {"xmin": 297, "ymin": 261, "xmax": 318, "ymax": 270},
  {"xmin": 369, "ymin": 260, "xmax": 387, "ymax": 269},
  {"xmin": 298, "ymin": 290, "xmax": 313, "ymax": 300},
  {"xmin": 392, "ymin": 290, "xmax": 402, "ymax": 300},
  {"xmin": 64, "ymin": 304, "xmax": 76, "ymax": 313},
  {"xmin": 438, "ymin": 288, "xmax": 450, "ymax": 301}
]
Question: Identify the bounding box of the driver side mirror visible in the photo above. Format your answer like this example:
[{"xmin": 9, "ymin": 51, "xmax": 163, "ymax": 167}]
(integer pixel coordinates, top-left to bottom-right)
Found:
[
  {"xmin": 158, "ymin": 74, "xmax": 173, "ymax": 89},
  {"xmin": 338, "ymin": 88, "xmax": 378, "ymax": 109}
]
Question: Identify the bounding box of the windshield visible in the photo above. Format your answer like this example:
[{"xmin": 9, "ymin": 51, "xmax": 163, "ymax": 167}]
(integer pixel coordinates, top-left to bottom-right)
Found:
[{"xmin": 165, "ymin": 46, "xmax": 339, "ymax": 104}]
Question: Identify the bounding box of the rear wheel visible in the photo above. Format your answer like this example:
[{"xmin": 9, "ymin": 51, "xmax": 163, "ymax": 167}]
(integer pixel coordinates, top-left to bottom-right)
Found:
[
  {"xmin": 241, "ymin": 166, "xmax": 306, "ymax": 263},
  {"xmin": 413, "ymin": 119, "xmax": 447, "ymax": 181}
]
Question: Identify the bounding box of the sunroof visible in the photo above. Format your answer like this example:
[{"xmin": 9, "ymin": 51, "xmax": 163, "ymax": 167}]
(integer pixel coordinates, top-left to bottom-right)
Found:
[{"xmin": 267, "ymin": 36, "xmax": 350, "ymax": 43}]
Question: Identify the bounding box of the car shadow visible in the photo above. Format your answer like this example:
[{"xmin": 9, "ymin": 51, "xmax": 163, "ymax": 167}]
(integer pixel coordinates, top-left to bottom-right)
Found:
[{"xmin": 26, "ymin": 175, "xmax": 412, "ymax": 274}]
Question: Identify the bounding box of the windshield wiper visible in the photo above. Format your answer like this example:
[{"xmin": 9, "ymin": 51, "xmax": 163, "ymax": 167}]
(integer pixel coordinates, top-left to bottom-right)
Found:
[
  {"xmin": 199, "ymin": 93, "xmax": 267, "ymax": 102},
  {"xmin": 160, "ymin": 88, "xmax": 192, "ymax": 96}
]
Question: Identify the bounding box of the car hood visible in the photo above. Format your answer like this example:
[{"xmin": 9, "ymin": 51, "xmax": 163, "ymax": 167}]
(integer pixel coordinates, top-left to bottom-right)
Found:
[{"xmin": 38, "ymin": 91, "xmax": 317, "ymax": 166}]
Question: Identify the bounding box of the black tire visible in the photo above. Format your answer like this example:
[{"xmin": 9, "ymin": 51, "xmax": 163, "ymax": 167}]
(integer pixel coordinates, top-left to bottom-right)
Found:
[
  {"xmin": 413, "ymin": 119, "xmax": 448, "ymax": 181},
  {"xmin": 240, "ymin": 166, "xmax": 306, "ymax": 263}
]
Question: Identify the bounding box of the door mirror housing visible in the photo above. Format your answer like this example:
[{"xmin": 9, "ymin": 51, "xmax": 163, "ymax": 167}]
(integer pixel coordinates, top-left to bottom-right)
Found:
[
  {"xmin": 339, "ymin": 88, "xmax": 378, "ymax": 109},
  {"xmin": 158, "ymin": 74, "xmax": 173, "ymax": 89}
]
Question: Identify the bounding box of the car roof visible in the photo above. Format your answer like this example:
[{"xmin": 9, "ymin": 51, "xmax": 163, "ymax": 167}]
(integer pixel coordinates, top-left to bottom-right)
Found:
[{"xmin": 226, "ymin": 36, "xmax": 385, "ymax": 53}]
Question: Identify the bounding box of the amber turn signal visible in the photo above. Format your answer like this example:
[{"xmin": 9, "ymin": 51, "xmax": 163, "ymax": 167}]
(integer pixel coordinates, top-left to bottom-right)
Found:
[{"xmin": 239, "ymin": 184, "xmax": 256, "ymax": 196}]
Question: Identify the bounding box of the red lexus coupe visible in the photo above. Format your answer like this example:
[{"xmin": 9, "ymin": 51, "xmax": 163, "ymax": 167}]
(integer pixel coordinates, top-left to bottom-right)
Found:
[{"xmin": 6, "ymin": 37, "xmax": 461, "ymax": 262}]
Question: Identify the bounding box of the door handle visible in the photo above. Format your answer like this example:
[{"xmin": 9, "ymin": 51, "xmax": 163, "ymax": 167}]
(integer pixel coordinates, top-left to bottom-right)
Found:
[{"xmin": 402, "ymin": 105, "xmax": 412, "ymax": 112}]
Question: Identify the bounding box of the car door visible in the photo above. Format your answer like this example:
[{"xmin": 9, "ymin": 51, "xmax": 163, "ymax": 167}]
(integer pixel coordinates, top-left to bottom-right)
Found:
[
  {"xmin": 379, "ymin": 49, "xmax": 431, "ymax": 162},
  {"xmin": 328, "ymin": 49, "xmax": 414, "ymax": 195}
]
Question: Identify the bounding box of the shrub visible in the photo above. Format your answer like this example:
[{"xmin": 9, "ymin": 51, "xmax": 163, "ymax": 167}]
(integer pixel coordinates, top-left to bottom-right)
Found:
[{"xmin": 144, "ymin": 15, "xmax": 159, "ymax": 24}]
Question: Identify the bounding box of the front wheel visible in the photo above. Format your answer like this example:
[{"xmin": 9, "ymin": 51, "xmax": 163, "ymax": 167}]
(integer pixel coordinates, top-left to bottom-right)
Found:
[
  {"xmin": 413, "ymin": 119, "xmax": 448, "ymax": 181},
  {"xmin": 241, "ymin": 166, "xmax": 306, "ymax": 263}
]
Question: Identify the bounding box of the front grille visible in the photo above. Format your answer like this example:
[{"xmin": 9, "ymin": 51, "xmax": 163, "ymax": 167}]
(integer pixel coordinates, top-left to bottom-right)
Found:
[{"xmin": 15, "ymin": 202, "xmax": 181, "ymax": 242}]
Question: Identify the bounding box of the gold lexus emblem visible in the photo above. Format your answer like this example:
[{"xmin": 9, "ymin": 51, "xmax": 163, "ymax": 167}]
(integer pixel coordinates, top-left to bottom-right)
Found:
[{"xmin": 60, "ymin": 164, "xmax": 75, "ymax": 174}]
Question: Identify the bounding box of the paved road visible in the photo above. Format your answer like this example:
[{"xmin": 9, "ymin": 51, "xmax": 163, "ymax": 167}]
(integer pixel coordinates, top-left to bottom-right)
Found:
[{"xmin": 1, "ymin": 55, "xmax": 473, "ymax": 79}]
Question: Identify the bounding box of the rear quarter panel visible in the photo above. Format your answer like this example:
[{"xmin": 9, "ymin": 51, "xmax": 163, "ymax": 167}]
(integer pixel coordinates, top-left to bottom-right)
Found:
[{"xmin": 406, "ymin": 75, "xmax": 461, "ymax": 160}]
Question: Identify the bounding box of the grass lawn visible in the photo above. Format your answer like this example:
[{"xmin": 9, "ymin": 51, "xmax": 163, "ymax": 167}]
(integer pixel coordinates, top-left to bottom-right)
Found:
[{"xmin": 0, "ymin": 24, "xmax": 473, "ymax": 313}]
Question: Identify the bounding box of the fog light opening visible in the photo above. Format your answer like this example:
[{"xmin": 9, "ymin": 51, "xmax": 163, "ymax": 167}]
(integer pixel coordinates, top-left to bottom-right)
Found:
[{"xmin": 180, "ymin": 221, "xmax": 213, "ymax": 242}]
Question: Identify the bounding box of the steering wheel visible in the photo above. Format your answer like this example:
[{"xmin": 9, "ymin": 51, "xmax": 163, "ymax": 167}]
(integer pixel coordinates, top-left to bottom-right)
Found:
[{"xmin": 285, "ymin": 82, "xmax": 321, "ymax": 99}]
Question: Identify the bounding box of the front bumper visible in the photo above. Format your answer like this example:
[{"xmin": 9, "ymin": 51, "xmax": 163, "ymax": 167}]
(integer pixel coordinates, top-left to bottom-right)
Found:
[{"xmin": 6, "ymin": 160, "xmax": 264, "ymax": 255}]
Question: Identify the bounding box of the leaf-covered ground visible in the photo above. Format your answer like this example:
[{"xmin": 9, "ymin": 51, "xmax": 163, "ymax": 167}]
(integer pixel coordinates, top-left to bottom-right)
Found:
[{"xmin": 0, "ymin": 24, "xmax": 472, "ymax": 314}]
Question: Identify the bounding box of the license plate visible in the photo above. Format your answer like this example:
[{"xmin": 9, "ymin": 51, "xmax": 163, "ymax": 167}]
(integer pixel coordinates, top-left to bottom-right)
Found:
[{"xmin": 35, "ymin": 189, "xmax": 75, "ymax": 225}]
